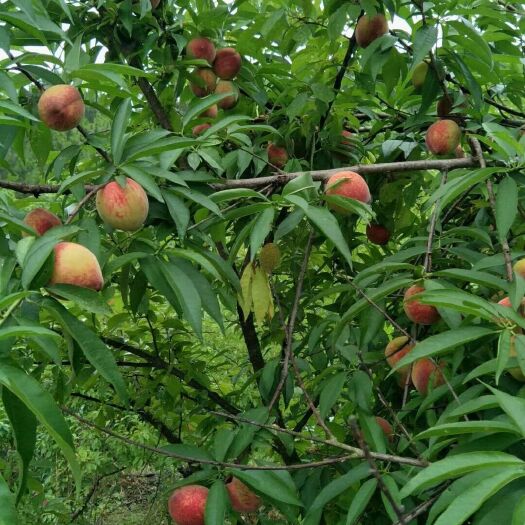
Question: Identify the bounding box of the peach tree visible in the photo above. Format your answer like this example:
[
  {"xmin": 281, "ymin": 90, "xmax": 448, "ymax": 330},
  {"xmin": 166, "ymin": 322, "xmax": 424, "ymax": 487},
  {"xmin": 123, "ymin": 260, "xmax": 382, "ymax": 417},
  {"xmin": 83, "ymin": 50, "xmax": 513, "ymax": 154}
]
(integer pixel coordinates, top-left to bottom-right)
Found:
[{"xmin": 1, "ymin": 0, "xmax": 525, "ymax": 524}]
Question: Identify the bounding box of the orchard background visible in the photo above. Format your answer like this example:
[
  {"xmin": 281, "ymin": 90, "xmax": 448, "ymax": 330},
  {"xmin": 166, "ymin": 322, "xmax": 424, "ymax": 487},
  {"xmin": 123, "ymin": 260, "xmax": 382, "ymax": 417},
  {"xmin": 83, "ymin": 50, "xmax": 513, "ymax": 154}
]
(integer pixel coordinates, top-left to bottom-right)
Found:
[{"xmin": 1, "ymin": 0, "xmax": 525, "ymax": 523}]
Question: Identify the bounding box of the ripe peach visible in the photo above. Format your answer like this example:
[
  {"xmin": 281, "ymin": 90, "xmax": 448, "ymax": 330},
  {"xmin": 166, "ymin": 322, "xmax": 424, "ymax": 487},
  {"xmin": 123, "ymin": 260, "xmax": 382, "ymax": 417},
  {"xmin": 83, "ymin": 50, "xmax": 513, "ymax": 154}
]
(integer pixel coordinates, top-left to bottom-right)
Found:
[
  {"xmin": 375, "ymin": 416, "xmax": 394, "ymax": 441},
  {"xmin": 23, "ymin": 208, "xmax": 61, "ymax": 236},
  {"xmin": 38, "ymin": 85, "xmax": 84, "ymax": 131},
  {"xmin": 411, "ymin": 358, "xmax": 445, "ymax": 395},
  {"xmin": 403, "ymin": 285, "xmax": 440, "ymax": 325},
  {"xmin": 437, "ymin": 96, "xmax": 453, "ymax": 118},
  {"xmin": 214, "ymin": 80, "xmax": 239, "ymax": 109},
  {"xmin": 226, "ymin": 477, "xmax": 261, "ymax": 513},
  {"xmin": 186, "ymin": 37, "xmax": 216, "ymax": 64},
  {"xmin": 168, "ymin": 485, "xmax": 208, "ymax": 525},
  {"xmin": 425, "ymin": 119, "xmax": 462, "ymax": 155},
  {"xmin": 190, "ymin": 68, "xmax": 217, "ymax": 97},
  {"xmin": 200, "ymin": 104, "xmax": 218, "ymax": 118},
  {"xmin": 412, "ymin": 62, "xmax": 429, "ymax": 90},
  {"xmin": 514, "ymin": 259, "xmax": 525, "ymax": 279},
  {"xmin": 267, "ymin": 143, "xmax": 288, "ymax": 169},
  {"xmin": 325, "ymin": 171, "xmax": 371, "ymax": 213},
  {"xmin": 192, "ymin": 123, "xmax": 211, "ymax": 136},
  {"xmin": 49, "ymin": 242, "xmax": 103, "ymax": 291},
  {"xmin": 366, "ymin": 224, "xmax": 390, "ymax": 245},
  {"xmin": 340, "ymin": 129, "xmax": 353, "ymax": 147},
  {"xmin": 96, "ymin": 178, "xmax": 149, "ymax": 231},
  {"xmin": 385, "ymin": 336, "xmax": 415, "ymax": 381},
  {"xmin": 355, "ymin": 14, "xmax": 388, "ymax": 48},
  {"xmin": 213, "ymin": 48, "xmax": 242, "ymax": 80}
]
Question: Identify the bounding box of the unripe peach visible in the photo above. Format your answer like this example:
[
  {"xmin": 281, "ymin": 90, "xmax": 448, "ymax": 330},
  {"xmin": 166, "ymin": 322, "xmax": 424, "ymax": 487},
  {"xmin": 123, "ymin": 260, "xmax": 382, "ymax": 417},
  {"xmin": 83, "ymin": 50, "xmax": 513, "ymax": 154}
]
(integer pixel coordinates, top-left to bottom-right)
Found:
[
  {"xmin": 38, "ymin": 85, "xmax": 84, "ymax": 131},
  {"xmin": 385, "ymin": 336, "xmax": 415, "ymax": 381},
  {"xmin": 49, "ymin": 242, "xmax": 103, "ymax": 291},
  {"xmin": 375, "ymin": 416, "xmax": 394, "ymax": 441},
  {"xmin": 403, "ymin": 285, "xmax": 440, "ymax": 325},
  {"xmin": 267, "ymin": 143, "xmax": 288, "ymax": 169},
  {"xmin": 214, "ymin": 80, "xmax": 239, "ymax": 109},
  {"xmin": 509, "ymin": 336, "xmax": 525, "ymax": 382},
  {"xmin": 168, "ymin": 485, "xmax": 208, "ymax": 525},
  {"xmin": 514, "ymin": 259, "xmax": 525, "ymax": 279},
  {"xmin": 190, "ymin": 68, "xmax": 217, "ymax": 97},
  {"xmin": 186, "ymin": 37, "xmax": 216, "ymax": 64},
  {"xmin": 96, "ymin": 178, "xmax": 149, "ymax": 231},
  {"xmin": 200, "ymin": 104, "xmax": 218, "ymax": 118},
  {"xmin": 325, "ymin": 171, "xmax": 371, "ymax": 213},
  {"xmin": 366, "ymin": 224, "xmax": 390, "ymax": 245},
  {"xmin": 192, "ymin": 123, "xmax": 211, "ymax": 136},
  {"xmin": 425, "ymin": 119, "xmax": 462, "ymax": 155},
  {"xmin": 412, "ymin": 62, "xmax": 429, "ymax": 90},
  {"xmin": 411, "ymin": 358, "xmax": 445, "ymax": 395},
  {"xmin": 355, "ymin": 14, "xmax": 388, "ymax": 48},
  {"xmin": 23, "ymin": 208, "xmax": 61, "ymax": 236},
  {"xmin": 226, "ymin": 477, "xmax": 261, "ymax": 513},
  {"xmin": 213, "ymin": 48, "xmax": 242, "ymax": 80}
]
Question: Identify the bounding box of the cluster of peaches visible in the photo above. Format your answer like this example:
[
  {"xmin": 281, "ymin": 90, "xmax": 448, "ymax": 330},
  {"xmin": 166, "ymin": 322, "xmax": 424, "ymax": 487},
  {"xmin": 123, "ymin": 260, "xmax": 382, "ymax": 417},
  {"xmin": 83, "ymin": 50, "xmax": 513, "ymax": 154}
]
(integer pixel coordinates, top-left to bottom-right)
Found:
[
  {"xmin": 168, "ymin": 478, "xmax": 261, "ymax": 525},
  {"xmin": 186, "ymin": 37, "xmax": 241, "ymax": 136}
]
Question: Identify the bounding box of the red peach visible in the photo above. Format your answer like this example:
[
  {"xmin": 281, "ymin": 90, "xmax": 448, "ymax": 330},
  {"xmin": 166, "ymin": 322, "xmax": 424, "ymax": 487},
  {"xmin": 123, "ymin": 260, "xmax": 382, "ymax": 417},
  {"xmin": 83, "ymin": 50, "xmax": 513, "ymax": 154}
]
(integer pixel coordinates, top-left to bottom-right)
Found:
[
  {"xmin": 366, "ymin": 224, "xmax": 390, "ymax": 245},
  {"xmin": 425, "ymin": 119, "xmax": 462, "ymax": 155},
  {"xmin": 267, "ymin": 143, "xmax": 288, "ymax": 169},
  {"xmin": 213, "ymin": 48, "xmax": 242, "ymax": 80},
  {"xmin": 355, "ymin": 14, "xmax": 388, "ymax": 48},
  {"xmin": 325, "ymin": 171, "xmax": 371, "ymax": 213},
  {"xmin": 214, "ymin": 80, "xmax": 239, "ymax": 109},
  {"xmin": 192, "ymin": 123, "xmax": 211, "ymax": 136},
  {"xmin": 341, "ymin": 129, "xmax": 353, "ymax": 146},
  {"xmin": 385, "ymin": 336, "xmax": 415, "ymax": 381},
  {"xmin": 226, "ymin": 477, "xmax": 261, "ymax": 513},
  {"xmin": 49, "ymin": 242, "xmax": 103, "ymax": 291},
  {"xmin": 403, "ymin": 285, "xmax": 440, "ymax": 325},
  {"xmin": 190, "ymin": 68, "xmax": 217, "ymax": 97},
  {"xmin": 38, "ymin": 85, "xmax": 84, "ymax": 131},
  {"xmin": 375, "ymin": 416, "xmax": 394, "ymax": 441},
  {"xmin": 186, "ymin": 37, "xmax": 216, "ymax": 64},
  {"xmin": 411, "ymin": 358, "xmax": 445, "ymax": 395},
  {"xmin": 23, "ymin": 208, "xmax": 61, "ymax": 236},
  {"xmin": 96, "ymin": 178, "xmax": 149, "ymax": 231},
  {"xmin": 200, "ymin": 104, "xmax": 218, "ymax": 118},
  {"xmin": 168, "ymin": 485, "xmax": 208, "ymax": 525}
]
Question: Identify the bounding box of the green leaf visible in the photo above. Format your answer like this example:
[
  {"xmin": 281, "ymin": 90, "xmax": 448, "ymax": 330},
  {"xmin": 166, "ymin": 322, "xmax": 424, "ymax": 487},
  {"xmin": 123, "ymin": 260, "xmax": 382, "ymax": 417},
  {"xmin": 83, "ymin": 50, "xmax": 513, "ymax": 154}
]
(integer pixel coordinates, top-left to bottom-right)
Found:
[
  {"xmin": 400, "ymin": 452, "xmax": 524, "ymax": 498},
  {"xmin": 415, "ymin": 420, "xmax": 520, "ymax": 440},
  {"xmin": 496, "ymin": 330, "xmax": 512, "ymax": 384},
  {"xmin": 394, "ymin": 327, "xmax": 495, "ymax": 371},
  {"xmin": 0, "ymin": 359, "xmax": 80, "ymax": 490},
  {"xmin": 495, "ymin": 176, "xmax": 518, "ymax": 240},
  {"xmin": 346, "ymin": 479, "xmax": 377, "ymax": 525},
  {"xmin": 161, "ymin": 444, "xmax": 213, "ymax": 462},
  {"xmin": 2, "ymin": 388, "xmax": 36, "ymax": 502},
  {"xmin": 0, "ymin": 325, "xmax": 61, "ymax": 341},
  {"xmin": 411, "ymin": 25, "xmax": 438, "ymax": 68},
  {"xmin": 319, "ymin": 372, "xmax": 346, "ymax": 419},
  {"xmin": 0, "ymin": 473, "xmax": 17, "ymax": 525},
  {"xmin": 43, "ymin": 299, "xmax": 129, "ymax": 404},
  {"xmin": 182, "ymin": 94, "xmax": 242, "ymax": 128},
  {"xmin": 111, "ymin": 98, "xmax": 132, "ymax": 165},
  {"xmin": 46, "ymin": 284, "xmax": 111, "ymax": 316},
  {"xmin": 487, "ymin": 385, "xmax": 525, "ymax": 438},
  {"xmin": 307, "ymin": 464, "xmax": 370, "ymax": 514},
  {"xmin": 204, "ymin": 480, "xmax": 228, "ymax": 525},
  {"xmin": 285, "ymin": 195, "xmax": 352, "ymax": 267},
  {"xmin": 512, "ymin": 495, "xmax": 525, "ymax": 525},
  {"xmin": 434, "ymin": 467, "xmax": 525, "ymax": 525},
  {"xmin": 163, "ymin": 190, "xmax": 190, "ymax": 239},
  {"xmin": 249, "ymin": 207, "xmax": 275, "ymax": 261},
  {"xmin": 230, "ymin": 470, "xmax": 302, "ymax": 507}
]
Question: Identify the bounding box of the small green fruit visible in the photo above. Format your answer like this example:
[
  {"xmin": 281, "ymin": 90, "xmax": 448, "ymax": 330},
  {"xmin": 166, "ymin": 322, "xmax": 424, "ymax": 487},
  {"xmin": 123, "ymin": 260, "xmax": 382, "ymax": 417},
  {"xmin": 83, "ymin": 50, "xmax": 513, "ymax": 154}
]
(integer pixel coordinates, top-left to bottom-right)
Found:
[{"xmin": 259, "ymin": 243, "xmax": 281, "ymax": 273}]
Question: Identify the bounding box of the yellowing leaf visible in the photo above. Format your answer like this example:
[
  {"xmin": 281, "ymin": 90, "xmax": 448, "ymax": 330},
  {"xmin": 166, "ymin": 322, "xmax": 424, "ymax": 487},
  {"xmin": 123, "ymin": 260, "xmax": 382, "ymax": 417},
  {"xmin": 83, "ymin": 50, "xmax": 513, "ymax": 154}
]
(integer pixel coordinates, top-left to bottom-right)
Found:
[
  {"xmin": 239, "ymin": 262, "xmax": 255, "ymax": 319},
  {"xmin": 252, "ymin": 267, "xmax": 272, "ymax": 324}
]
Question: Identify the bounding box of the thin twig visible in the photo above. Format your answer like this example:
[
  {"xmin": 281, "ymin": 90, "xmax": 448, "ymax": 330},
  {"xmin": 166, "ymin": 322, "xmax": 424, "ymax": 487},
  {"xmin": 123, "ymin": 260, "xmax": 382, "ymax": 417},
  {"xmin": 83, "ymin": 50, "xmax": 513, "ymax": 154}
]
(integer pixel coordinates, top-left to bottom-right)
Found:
[
  {"xmin": 269, "ymin": 231, "xmax": 314, "ymax": 411},
  {"xmin": 65, "ymin": 184, "xmax": 104, "ymax": 224},
  {"xmin": 349, "ymin": 419, "xmax": 407, "ymax": 525}
]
